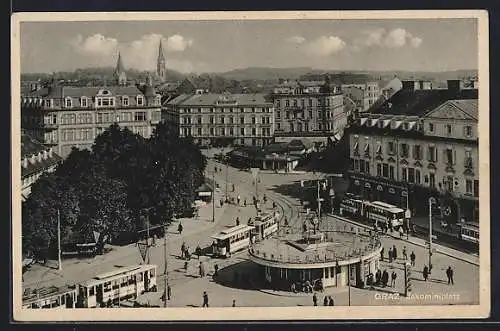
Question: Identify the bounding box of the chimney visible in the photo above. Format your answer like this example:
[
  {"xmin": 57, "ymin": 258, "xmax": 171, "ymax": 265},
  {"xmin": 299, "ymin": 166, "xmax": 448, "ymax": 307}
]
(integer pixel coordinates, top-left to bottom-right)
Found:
[
  {"xmin": 402, "ymin": 80, "xmax": 418, "ymax": 92},
  {"xmin": 447, "ymin": 80, "xmax": 461, "ymax": 94}
]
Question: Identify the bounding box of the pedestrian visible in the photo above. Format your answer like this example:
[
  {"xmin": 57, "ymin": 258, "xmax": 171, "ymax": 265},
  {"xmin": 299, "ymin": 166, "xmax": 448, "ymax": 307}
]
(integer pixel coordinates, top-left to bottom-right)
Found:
[
  {"xmin": 375, "ymin": 269, "xmax": 382, "ymax": 285},
  {"xmin": 184, "ymin": 261, "xmax": 188, "ymax": 270},
  {"xmin": 167, "ymin": 284, "xmax": 171, "ymax": 300},
  {"xmin": 392, "ymin": 245, "xmax": 398, "ymax": 260},
  {"xmin": 236, "ymin": 217, "xmax": 240, "ymax": 226},
  {"xmin": 199, "ymin": 261, "xmax": 205, "ymax": 277},
  {"xmin": 263, "ymin": 194, "xmax": 267, "ymax": 204},
  {"xmin": 313, "ymin": 293, "xmax": 318, "ymax": 306},
  {"xmin": 399, "ymin": 226, "xmax": 404, "ymax": 239},
  {"xmin": 214, "ymin": 264, "xmax": 219, "ymax": 277},
  {"xmin": 403, "ymin": 246, "xmax": 408, "ymax": 261},
  {"xmin": 323, "ymin": 296, "xmax": 328, "ymax": 306},
  {"xmin": 388, "ymin": 247, "xmax": 393, "ymax": 263},
  {"xmin": 181, "ymin": 242, "xmax": 186, "ymax": 259},
  {"xmin": 178, "ymin": 222, "xmax": 183, "ymax": 235},
  {"xmin": 244, "ymin": 199, "xmax": 247, "ymax": 206},
  {"xmin": 423, "ymin": 265, "xmax": 429, "ymax": 281},
  {"xmin": 202, "ymin": 291, "xmax": 209, "ymax": 307},
  {"xmin": 220, "ymin": 199, "xmax": 224, "ymax": 207},
  {"xmin": 232, "ymin": 184, "xmax": 235, "ymax": 192},
  {"xmin": 303, "ymin": 222, "xmax": 307, "ymax": 233},
  {"xmin": 446, "ymin": 266, "xmax": 454, "ymax": 285},
  {"xmin": 382, "ymin": 269, "xmax": 389, "ymax": 287},
  {"xmin": 328, "ymin": 296, "xmax": 335, "ymax": 306},
  {"xmin": 232, "ymin": 299, "xmax": 236, "ymax": 307},
  {"xmin": 380, "ymin": 247, "xmax": 385, "ymax": 261},
  {"xmin": 391, "ymin": 270, "xmax": 397, "ymax": 287},
  {"xmin": 410, "ymin": 251, "xmax": 416, "ymax": 267},
  {"xmin": 237, "ymin": 195, "xmax": 241, "ymax": 206}
]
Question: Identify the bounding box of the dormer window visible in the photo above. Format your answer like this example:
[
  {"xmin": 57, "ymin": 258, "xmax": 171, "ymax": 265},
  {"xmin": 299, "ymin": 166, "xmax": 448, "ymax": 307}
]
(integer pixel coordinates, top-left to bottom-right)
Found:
[
  {"xmin": 81, "ymin": 97, "xmax": 88, "ymax": 107},
  {"xmin": 65, "ymin": 97, "xmax": 73, "ymax": 108},
  {"xmin": 122, "ymin": 96, "xmax": 129, "ymax": 106},
  {"xmin": 137, "ymin": 95, "xmax": 144, "ymax": 106}
]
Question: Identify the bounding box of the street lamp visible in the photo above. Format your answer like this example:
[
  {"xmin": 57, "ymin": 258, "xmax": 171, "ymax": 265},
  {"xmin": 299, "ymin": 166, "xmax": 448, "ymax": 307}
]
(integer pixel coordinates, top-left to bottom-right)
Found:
[{"xmin": 428, "ymin": 197, "xmax": 437, "ymax": 274}]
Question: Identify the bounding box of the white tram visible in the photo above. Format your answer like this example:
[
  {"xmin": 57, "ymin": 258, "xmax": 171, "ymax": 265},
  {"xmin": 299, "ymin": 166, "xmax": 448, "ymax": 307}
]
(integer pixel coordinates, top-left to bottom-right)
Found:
[
  {"xmin": 365, "ymin": 201, "xmax": 405, "ymax": 229},
  {"xmin": 460, "ymin": 222, "xmax": 479, "ymax": 245},
  {"xmin": 22, "ymin": 286, "xmax": 77, "ymax": 309},
  {"xmin": 211, "ymin": 224, "xmax": 255, "ymax": 258},
  {"xmin": 77, "ymin": 264, "xmax": 157, "ymax": 308},
  {"xmin": 249, "ymin": 212, "xmax": 279, "ymax": 241}
]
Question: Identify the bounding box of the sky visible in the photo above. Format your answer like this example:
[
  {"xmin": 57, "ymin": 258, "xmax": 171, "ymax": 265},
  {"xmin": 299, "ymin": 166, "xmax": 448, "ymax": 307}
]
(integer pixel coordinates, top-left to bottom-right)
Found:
[{"xmin": 20, "ymin": 18, "xmax": 478, "ymax": 74}]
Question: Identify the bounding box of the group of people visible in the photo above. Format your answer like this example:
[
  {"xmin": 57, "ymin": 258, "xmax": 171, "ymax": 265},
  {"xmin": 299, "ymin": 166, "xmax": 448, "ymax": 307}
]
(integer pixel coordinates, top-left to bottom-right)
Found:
[
  {"xmin": 312, "ymin": 293, "xmax": 335, "ymax": 306},
  {"xmin": 373, "ymin": 269, "xmax": 398, "ymax": 288}
]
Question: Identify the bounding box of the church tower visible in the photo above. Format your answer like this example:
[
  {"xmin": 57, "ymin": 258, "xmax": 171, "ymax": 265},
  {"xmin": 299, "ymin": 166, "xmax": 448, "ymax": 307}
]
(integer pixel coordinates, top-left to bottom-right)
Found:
[
  {"xmin": 114, "ymin": 52, "xmax": 127, "ymax": 86},
  {"xmin": 156, "ymin": 39, "xmax": 167, "ymax": 83}
]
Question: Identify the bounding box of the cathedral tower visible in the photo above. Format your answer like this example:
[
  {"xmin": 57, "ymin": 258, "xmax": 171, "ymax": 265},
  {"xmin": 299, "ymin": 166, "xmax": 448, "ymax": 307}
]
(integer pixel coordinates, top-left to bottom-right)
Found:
[
  {"xmin": 156, "ymin": 39, "xmax": 167, "ymax": 83},
  {"xmin": 114, "ymin": 52, "xmax": 127, "ymax": 86}
]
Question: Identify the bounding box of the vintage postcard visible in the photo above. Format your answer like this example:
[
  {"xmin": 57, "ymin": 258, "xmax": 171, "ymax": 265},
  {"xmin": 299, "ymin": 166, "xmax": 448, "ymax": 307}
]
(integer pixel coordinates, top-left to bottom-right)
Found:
[{"xmin": 11, "ymin": 10, "xmax": 490, "ymax": 321}]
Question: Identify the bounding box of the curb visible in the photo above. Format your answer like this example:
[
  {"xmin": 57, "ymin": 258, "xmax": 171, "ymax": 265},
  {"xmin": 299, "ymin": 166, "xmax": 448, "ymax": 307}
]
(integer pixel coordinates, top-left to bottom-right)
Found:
[{"xmin": 327, "ymin": 214, "xmax": 479, "ymax": 267}]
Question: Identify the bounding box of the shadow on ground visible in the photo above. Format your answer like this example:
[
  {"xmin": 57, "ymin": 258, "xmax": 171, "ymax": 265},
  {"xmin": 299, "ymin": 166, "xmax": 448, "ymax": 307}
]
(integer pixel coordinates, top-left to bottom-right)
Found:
[{"xmin": 213, "ymin": 259, "xmax": 261, "ymax": 290}]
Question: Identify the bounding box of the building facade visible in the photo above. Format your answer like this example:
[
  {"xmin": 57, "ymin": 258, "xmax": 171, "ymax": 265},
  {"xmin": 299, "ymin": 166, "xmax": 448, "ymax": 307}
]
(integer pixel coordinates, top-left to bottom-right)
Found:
[
  {"xmin": 271, "ymin": 80, "xmax": 347, "ymax": 145},
  {"xmin": 163, "ymin": 93, "xmax": 275, "ymax": 147},
  {"xmin": 346, "ymin": 80, "xmax": 479, "ymax": 224},
  {"xmin": 21, "ymin": 132, "xmax": 63, "ymax": 200},
  {"xmin": 341, "ymin": 82, "xmax": 381, "ymax": 114}
]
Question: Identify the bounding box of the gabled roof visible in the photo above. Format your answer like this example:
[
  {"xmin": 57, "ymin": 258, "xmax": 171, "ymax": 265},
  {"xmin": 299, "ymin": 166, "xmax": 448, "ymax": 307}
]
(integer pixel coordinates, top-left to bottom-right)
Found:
[
  {"xmin": 423, "ymin": 99, "xmax": 478, "ymax": 121},
  {"xmin": 367, "ymin": 88, "xmax": 478, "ymax": 117},
  {"xmin": 21, "ymin": 133, "xmax": 49, "ymax": 158}
]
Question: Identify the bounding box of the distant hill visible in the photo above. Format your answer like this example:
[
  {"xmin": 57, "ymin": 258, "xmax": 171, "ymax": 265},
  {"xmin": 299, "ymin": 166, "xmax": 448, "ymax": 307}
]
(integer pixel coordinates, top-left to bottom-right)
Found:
[{"xmin": 212, "ymin": 67, "xmax": 478, "ymax": 84}]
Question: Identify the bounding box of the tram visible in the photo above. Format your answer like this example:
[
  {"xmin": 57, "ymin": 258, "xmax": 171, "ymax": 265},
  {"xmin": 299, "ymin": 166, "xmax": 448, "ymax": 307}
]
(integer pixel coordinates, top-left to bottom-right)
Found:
[
  {"xmin": 339, "ymin": 193, "xmax": 364, "ymax": 217},
  {"xmin": 76, "ymin": 264, "xmax": 157, "ymax": 308},
  {"xmin": 211, "ymin": 224, "xmax": 255, "ymax": 258},
  {"xmin": 365, "ymin": 201, "xmax": 405, "ymax": 230},
  {"xmin": 22, "ymin": 286, "xmax": 77, "ymax": 309},
  {"xmin": 249, "ymin": 212, "xmax": 279, "ymax": 241},
  {"xmin": 460, "ymin": 222, "xmax": 479, "ymax": 245}
]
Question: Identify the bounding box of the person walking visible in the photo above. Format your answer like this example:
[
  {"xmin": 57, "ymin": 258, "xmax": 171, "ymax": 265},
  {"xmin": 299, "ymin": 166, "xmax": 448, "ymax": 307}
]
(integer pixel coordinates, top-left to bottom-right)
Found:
[
  {"xmin": 236, "ymin": 217, "xmax": 240, "ymax": 226},
  {"xmin": 244, "ymin": 199, "xmax": 247, "ymax": 207},
  {"xmin": 232, "ymin": 299, "xmax": 236, "ymax": 307},
  {"xmin": 446, "ymin": 266, "xmax": 454, "ymax": 285},
  {"xmin": 313, "ymin": 293, "xmax": 318, "ymax": 306},
  {"xmin": 178, "ymin": 222, "xmax": 183, "ymax": 235},
  {"xmin": 167, "ymin": 284, "xmax": 171, "ymax": 300},
  {"xmin": 375, "ymin": 269, "xmax": 382, "ymax": 286},
  {"xmin": 391, "ymin": 270, "xmax": 397, "ymax": 287},
  {"xmin": 328, "ymin": 296, "xmax": 335, "ymax": 306},
  {"xmin": 323, "ymin": 296, "xmax": 328, "ymax": 306},
  {"xmin": 199, "ymin": 262, "xmax": 205, "ymax": 277},
  {"xmin": 181, "ymin": 242, "xmax": 186, "ymax": 259},
  {"xmin": 410, "ymin": 251, "xmax": 416, "ymax": 267},
  {"xmin": 213, "ymin": 264, "xmax": 219, "ymax": 278},
  {"xmin": 237, "ymin": 195, "xmax": 241, "ymax": 206},
  {"xmin": 423, "ymin": 265, "xmax": 429, "ymax": 281},
  {"xmin": 380, "ymin": 247, "xmax": 385, "ymax": 262},
  {"xmin": 388, "ymin": 247, "xmax": 393, "ymax": 263},
  {"xmin": 382, "ymin": 269, "xmax": 389, "ymax": 287},
  {"xmin": 202, "ymin": 291, "xmax": 209, "ymax": 307},
  {"xmin": 402, "ymin": 246, "xmax": 408, "ymax": 261},
  {"xmin": 392, "ymin": 245, "xmax": 398, "ymax": 260}
]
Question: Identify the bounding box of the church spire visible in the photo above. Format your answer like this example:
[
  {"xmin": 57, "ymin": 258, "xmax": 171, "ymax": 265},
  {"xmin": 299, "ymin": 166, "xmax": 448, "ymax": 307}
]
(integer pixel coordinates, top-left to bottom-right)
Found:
[
  {"xmin": 114, "ymin": 51, "xmax": 127, "ymax": 86},
  {"xmin": 156, "ymin": 38, "xmax": 167, "ymax": 83}
]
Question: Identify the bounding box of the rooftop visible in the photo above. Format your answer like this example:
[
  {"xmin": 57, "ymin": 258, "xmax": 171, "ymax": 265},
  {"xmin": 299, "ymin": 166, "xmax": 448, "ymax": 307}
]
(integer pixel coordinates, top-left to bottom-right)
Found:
[
  {"xmin": 367, "ymin": 87, "xmax": 478, "ymax": 117},
  {"xmin": 249, "ymin": 231, "xmax": 381, "ymax": 265},
  {"xmin": 21, "ymin": 85, "xmax": 146, "ymax": 98},
  {"xmin": 166, "ymin": 93, "xmax": 273, "ymax": 107}
]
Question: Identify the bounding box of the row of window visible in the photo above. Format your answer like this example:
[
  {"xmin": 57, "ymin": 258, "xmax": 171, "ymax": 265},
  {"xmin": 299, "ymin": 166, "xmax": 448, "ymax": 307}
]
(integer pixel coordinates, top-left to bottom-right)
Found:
[
  {"xmin": 352, "ymin": 158, "xmax": 479, "ymax": 196},
  {"xmin": 96, "ymin": 111, "xmax": 147, "ymax": 124},
  {"xmin": 352, "ymin": 141, "xmax": 474, "ymax": 167},
  {"xmin": 276, "ymin": 109, "xmax": 341, "ymax": 120},
  {"xmin": 428, "ymin": 122, "xmax": 474, "ymax": 137},
  {"xmin": 178, "ymin": 107, "xmax": 272, "ymax": 114},
  {"xmin": 182, "ymin": 127, "xmax": 272, "ymax": 137},
  {"xmin": 60, "ymin": 128, "xmax": 94, "ymax": 142},
  {"xmin": 180, "ymin": 115, "xmax": 272, "ymax": 125},
  {"xmin": 276, "ymin": 120, "xmax": 344, "ymax": 132},
  {"xmin": 275, "ymin": 97, "xmax": 342, "ymax": 109},
  {"xmin": 61, "ymin": 95, "xmax": 158, "ymax": 108}
]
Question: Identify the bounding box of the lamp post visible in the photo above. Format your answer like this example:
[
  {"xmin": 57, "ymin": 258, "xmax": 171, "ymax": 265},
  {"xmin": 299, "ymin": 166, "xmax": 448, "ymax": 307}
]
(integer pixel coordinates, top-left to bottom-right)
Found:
[
  {"xmin": 428, "ymin": 197, "xmax": 436, "ymax": 274},
  {"xmin": 57, "ymin": 209, "xmax": 62, "ymax": 271}
]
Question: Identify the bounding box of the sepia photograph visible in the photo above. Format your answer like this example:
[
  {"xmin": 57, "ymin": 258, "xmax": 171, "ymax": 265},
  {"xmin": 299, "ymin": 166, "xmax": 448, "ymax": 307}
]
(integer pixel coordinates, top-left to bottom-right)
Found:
[{"xmin": 11, "ymin": 10, "xmax": 490, "ymax": 321}]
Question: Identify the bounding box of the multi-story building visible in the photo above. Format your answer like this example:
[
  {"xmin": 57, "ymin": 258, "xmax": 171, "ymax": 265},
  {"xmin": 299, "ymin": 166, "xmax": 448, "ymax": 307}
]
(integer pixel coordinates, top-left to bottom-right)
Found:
[
  {"xmin": 271, "ymin": 80, "xmax": 347, "ymax": 146},
  {"xmin": 341, "ymin": 81, "xmax": 381, "ymax": 114},
  {"xmin": 346, "ymin": 79, "xmax": 479, "ymax": 224},
  {"xmin": 163, "ymin": 92, "xmax": 275, "ymax": 147},
  {"xmin": 21, "ymin": 55, "xmax": 162, "ymax": 159},
  {"xmin": 21, "ymin": 131, "xmax": 63, "ymax": 200}
]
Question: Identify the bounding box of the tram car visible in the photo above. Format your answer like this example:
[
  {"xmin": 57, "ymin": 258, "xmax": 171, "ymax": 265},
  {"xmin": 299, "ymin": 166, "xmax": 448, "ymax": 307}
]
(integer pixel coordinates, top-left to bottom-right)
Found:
[
  {"xmin": 249, "ymin": 212, "xmax": 279, "ymax": 241},
  {"xmin": 339, "ymin": 193, "xmax": 365, "ymax": 218},
  {"xmin": 22, "ymin": 285, "xmax": 77, "ymax": 309},
  {"xmin": 365, "ymin": 201, "xmax": 405, "ymax": 230},
  {"xmin": 76, "ymin": 264, "xmax": 157, "ymax": 308},
  {"xmin": 211, "ymin": 224, "xmax": 255, "ymax": 258},
  {"xmin": 459, "ymin": 222, "xmax": 479, "ymax": 245}
]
